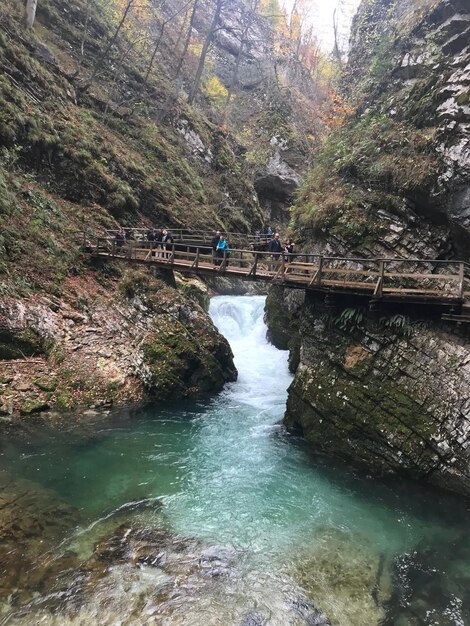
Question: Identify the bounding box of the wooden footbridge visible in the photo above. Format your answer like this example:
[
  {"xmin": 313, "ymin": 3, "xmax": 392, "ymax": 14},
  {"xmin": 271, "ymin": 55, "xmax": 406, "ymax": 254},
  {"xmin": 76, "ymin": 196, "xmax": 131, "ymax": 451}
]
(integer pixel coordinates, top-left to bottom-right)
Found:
[{"xmin": 85, "ymin": 231, "xmax": 470, "ymax": 322}]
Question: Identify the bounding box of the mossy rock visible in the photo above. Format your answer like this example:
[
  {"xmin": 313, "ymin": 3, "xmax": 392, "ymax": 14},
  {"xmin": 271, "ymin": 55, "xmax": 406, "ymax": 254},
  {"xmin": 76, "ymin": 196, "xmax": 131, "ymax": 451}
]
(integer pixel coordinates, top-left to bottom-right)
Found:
[
  {"xmin": 175, "ymin": 275, "xmax": 210, "ymax": 311},
  {"xmin": 19, "ymin": 399, "xmax": 50, "ymax": 415},
  {"xmin": 264, "ymin": 285, "xmax": 292, "ymax": 350},
  {"xmin": 34, "ymin": 376, "xmax": 57, "ymax": 392},
  {"xmin": 0, "ymin": 329, "xmax": 44, "ymax": 360},
  {"xmin": 141, "ymin": 312, "xmax": 236, "ymax": 401}
]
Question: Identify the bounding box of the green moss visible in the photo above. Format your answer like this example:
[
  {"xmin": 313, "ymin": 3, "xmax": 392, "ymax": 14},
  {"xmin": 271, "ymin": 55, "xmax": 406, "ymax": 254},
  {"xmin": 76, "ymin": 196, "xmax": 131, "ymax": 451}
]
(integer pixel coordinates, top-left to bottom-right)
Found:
[
  {"xmin": 20, "ymin": 398, "xmax": 50, "ymax": 415},
  {"xmin": 292, "ymin": 109, "xmax": 440, "ymax": 246},
  {"xmin": 54, "ymin": 391, "xmax": 73, "ymax": 410},
  {"xmin": 34, "ymin": 377, "xmax": 57, "ymax": 392},
  {"xmin": 456, "ymin": 91, "xmax": 469, "ymax": 106}
]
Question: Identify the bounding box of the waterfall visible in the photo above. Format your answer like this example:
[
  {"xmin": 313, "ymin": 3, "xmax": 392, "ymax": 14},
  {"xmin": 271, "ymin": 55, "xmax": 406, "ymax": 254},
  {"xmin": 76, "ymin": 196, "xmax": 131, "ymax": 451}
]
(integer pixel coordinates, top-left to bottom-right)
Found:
[{"xmin": 209, "ymin": 295, "xmax": 292, "ymax": 409}]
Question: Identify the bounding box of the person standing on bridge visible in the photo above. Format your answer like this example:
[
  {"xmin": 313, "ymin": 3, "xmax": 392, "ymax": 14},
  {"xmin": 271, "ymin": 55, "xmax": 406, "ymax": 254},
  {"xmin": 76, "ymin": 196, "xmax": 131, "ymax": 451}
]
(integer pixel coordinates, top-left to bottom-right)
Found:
[
  {"xmin": 161, "ymin": 230, "xmax": 174, "ymax": 259},
  {"xmin": 211, "ymin": 230, "xmax": 221, "ymax": 264},
  {"xmin": 146, "ymin": 228, "xmax": 156, "ymax": 254},
  {"xmin": 265, "ymin": 226, "xmax": 273, "ymax": 236},
  {"xmin": 283, "ymin": 239, "xmax": 294, "ymax": 262},
  {"xmin": 155, "ymin": 228, "xmax": 164, "ymax": 258},
  {"xmin": 216, "ymin": 235, "xmax": 230, "ymax": 268},
  {"xmin": 115, "ymin": 229, "xmax": 126, "ymax": 249},
  {"xmin": 268, "ymin": 232, "xmax": 282, "ymax": 271}
]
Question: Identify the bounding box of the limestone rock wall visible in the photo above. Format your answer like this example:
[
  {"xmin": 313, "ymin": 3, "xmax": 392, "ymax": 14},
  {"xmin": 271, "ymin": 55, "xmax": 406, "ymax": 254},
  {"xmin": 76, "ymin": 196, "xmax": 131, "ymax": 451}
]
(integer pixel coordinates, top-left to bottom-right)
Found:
[
  {"xmin": 0, "ymin": 268, "xmax": 236, "ymax": 419},
  {"xmin": 274, "ymin": 291, "xmax": 470, "ymax": 497}
]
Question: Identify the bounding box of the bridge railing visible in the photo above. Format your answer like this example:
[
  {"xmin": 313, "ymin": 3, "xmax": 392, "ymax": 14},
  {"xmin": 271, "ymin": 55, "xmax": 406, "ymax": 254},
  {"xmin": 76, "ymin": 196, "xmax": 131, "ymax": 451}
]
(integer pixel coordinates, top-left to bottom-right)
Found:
[
  {"xmin": 101, "ymin": 228, "xmax": 274, "ymax": 246},
  {"xmin": 87, "ymin": 238, "xmax": 470, "ymax": 300},
  {"xmin": 279, "ymin": 255, "xmax": 469, "ymax": 299}
]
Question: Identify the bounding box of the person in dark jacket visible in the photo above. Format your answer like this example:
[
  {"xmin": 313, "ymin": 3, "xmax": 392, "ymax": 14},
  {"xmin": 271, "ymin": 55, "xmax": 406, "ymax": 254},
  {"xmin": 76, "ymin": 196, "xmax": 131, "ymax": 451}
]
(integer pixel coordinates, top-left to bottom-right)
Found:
[
  {"xmin": 161, "ymin": 230, "xmax": 174, "ymax": 259},
  {"xmin": 154, "ymin": 228, "xmax": 164, "ymax": 257},
  {"xmin": 115, "ymin": 229, "xmax": 126, "ymax": 249},
  {"xmin": 146, "ymin": 228, "xmax": 156, "ymax": 254},
  {"xmin": 268, "ymin": 232, "xmax": 282, "ymax": 271}
]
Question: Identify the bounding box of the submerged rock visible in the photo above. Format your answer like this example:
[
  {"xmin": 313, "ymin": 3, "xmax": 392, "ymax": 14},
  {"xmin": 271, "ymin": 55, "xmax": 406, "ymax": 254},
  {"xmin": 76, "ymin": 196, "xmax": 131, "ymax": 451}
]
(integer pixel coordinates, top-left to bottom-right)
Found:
[
  {"xmin": 0, "ymin": 470, "xmax": 79, "ymax": 602},
  {"xmin": 289, "ymin": 527, "xmax": 389, "ymax": 626},
  {"xmin": 240, "ymin": 612, "xmax": 265, "ymax": 626}
]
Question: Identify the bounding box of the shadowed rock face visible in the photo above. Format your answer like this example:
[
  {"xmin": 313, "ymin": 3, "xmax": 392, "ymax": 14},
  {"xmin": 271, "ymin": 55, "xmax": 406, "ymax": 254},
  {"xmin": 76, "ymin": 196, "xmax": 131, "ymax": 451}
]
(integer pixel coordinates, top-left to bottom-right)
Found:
[
  {"xmin": 274, "ymin": 292, "xmax": 470, "ymax": 497},
  {"xmin": 255, "ymin": 152, "xmax": 300, "ymax": 223}
]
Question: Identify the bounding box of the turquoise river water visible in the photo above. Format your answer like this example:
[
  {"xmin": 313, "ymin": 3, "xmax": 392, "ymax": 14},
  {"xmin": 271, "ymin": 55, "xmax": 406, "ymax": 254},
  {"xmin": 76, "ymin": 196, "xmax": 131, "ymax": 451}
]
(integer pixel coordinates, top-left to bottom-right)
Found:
[{"xmin": 0, "ymin": 295, "xmax": 469, "ymax": 625}]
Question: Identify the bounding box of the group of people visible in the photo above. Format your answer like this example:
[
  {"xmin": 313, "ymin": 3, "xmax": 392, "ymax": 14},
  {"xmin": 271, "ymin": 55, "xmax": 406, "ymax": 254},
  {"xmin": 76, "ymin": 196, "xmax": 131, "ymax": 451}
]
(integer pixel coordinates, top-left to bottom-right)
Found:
[
  {"xmin": 146, "ymin": 228, "xmax": 174, "ymax": 258},
  {"xmin": 209, "ymin": 228, "xmax": 294, "ymax": 271},
  {"xmin": 266, "ymin": 231, "xmax": 295, "ymax": 261},
  {"xmin": 115, "ymin": 226, "xmax": 293, "ymax": 269},
  {"xmin": 114, "ymin": 227, "xmax": 175, "ymax": 258}
]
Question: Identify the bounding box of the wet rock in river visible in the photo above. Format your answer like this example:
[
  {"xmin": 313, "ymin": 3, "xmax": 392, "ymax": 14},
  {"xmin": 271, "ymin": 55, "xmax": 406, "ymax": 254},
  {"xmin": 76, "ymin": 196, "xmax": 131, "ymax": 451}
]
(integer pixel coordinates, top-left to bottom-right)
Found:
[
  {"xmin": 0, "ymin": 470, "xmax": 79, "ymax": 602},
  {"xmin": 289, "ymin": 596, "xmax": 331, "ymax": 626},
  {"xmin": 240, "ymin": 611, "xmax": 265, "ymax": 626}
]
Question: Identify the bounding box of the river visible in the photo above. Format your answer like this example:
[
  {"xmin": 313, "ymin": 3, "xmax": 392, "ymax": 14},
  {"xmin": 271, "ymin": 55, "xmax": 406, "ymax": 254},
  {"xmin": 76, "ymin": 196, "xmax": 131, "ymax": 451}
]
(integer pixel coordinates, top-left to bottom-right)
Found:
[{"xmin": 0, "ymin": 295, "xmax": 469, "ymax": 625}]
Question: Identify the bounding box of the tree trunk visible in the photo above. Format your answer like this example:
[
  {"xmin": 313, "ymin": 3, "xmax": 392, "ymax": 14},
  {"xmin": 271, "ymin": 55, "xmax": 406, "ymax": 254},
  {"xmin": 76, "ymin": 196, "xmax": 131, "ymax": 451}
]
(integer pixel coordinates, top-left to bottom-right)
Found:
[
  {"xmin": 174, "ymin": 0, "xmax": 199, "ymax": 80},
  {"xmin": 24, "ymin": 0, "xmax": 38, "ymax": 29},
  {"xmin": 188, "ymin": 0, "xmax": 223, "ymax": 104},
  {"xmin": 84, "ymin": 0, "xmax": 135, "ymax": 89},
  {"xmin": 223, "ymin": 0, "xmax": 259, "ymax": 117}
]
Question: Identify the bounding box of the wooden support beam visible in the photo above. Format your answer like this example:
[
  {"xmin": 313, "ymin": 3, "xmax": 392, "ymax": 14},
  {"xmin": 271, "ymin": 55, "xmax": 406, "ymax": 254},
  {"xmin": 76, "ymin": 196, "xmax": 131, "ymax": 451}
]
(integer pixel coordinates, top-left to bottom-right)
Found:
[
  {"xmin": 458, "ymin": 262, "xmax": 465, "ymax": 299},
  {"xmin": 374, "ymin": 261, "xmax": 384, "ymax": 297}
]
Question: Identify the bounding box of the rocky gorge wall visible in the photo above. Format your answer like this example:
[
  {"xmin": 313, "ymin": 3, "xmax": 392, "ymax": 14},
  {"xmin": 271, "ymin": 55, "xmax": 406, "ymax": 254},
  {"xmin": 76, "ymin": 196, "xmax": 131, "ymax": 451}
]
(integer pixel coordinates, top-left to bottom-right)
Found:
[
  {"xmin": 267, "ymin": 0, "xmax": 470, "ymax": 497},
  {"xmin": 0, "ymin": 0, "xmax": 321, "ymax": 420},
  {"xmin": 266, "ymin": 289, "xmax": 470, "ymax": 497},
  {"xmin": 0, "ymin": 267, "xmax": 236, "ymax": 420}
]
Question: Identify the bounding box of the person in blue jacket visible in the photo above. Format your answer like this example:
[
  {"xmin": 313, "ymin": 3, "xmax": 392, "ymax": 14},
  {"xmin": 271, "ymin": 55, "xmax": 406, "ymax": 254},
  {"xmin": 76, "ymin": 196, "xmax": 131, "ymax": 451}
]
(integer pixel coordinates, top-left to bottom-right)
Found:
[{"xmin": 216, "ymin": 235, "xmax": 230, "ymax": 267}]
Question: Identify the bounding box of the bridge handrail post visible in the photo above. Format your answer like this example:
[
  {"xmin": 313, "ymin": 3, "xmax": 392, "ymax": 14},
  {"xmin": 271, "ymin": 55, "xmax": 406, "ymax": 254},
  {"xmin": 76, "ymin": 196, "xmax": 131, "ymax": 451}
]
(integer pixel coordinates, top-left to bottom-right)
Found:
[
  {"xmin": 112, "ymin": 239, "xmax": 116, "ymax": 257},
  {"xmin": 315, "ymin": 256, "xmax": 323, "ymax": 285},
  {"xmin": 280, "ymin": 252, "xmax": 285, "ymax": 279},
  {"xmin": 195, "ymin": 247, "xmax": 200, "ymax": 269},
  {"xmin": 376, "ymin": 260, "xmax": 385, "ymax": 297},
  {"xmin": 458, "ymin": 262, "xmax": 465, "ymax": 298},
  {"xmin": 170, "ymin": 244, "xmax": 175, "ymax": 264},
  {"xmin": 222, "ymin": 249, "xmax": 227, "ymax": 272},
  {"xmin": 252, "ymin": 252, "xmax": 258, "ymax": 278}
]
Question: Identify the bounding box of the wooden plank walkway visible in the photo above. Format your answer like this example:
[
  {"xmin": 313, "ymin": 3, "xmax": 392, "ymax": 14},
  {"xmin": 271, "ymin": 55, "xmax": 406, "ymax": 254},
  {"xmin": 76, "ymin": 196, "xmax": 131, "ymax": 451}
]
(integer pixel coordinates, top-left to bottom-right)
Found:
[{"xmin": 85, "ymin": 236, "xmax": 470, "ymax": 318}]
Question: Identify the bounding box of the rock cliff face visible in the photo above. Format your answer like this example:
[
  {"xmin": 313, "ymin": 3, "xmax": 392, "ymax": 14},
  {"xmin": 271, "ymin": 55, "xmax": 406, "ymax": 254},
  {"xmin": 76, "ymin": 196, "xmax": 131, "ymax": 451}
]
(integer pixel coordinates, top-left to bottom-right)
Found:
[
  {"xmin": 281, "ymin": 293, "xmax": 470, "ymax": 497},
  {"xmin": 1, "ymin": 0, "xmax": 321, "ymax": 418},
  {"xmin": 272, "ymin": 0, "xmax": 470, "ymax": 497},
  {"xmin": 293, "ymin": 0, "xmax": 470, "ymax": 260},
  {"xmin": 0, "ymin": 268, "xmax": 236, "ymax": 419}
]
